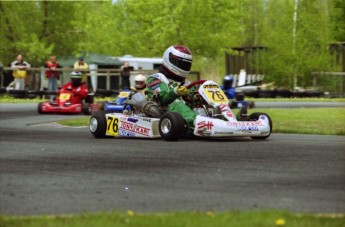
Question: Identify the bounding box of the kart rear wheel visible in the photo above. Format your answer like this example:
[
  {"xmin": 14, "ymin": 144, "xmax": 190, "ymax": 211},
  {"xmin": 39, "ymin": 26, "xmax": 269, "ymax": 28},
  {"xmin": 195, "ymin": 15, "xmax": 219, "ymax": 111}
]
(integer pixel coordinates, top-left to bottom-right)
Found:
[
  {"xmin": 82, "ymin": 103, "xmax": 91, "ymax": 115},
  {"xmin": 249, "ymin": 112, "xmax": 272, "ymax": 140},
  {"xmin": 89, "ymin": 111, "xmax": 107, "ymax": 138},
  {"xmin": 159, "ymin": 112, "xmax": 187, "ymax": 141}
]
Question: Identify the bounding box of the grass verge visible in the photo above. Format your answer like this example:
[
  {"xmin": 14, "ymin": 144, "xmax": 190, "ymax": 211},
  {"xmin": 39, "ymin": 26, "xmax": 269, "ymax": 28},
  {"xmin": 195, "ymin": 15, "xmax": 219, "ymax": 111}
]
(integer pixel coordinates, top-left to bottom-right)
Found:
[
  {"xmin": 59, "ymin": 108, "xmax": 345, "ymax": 135},
  {"xmin": 1, "ymin": 210, "xmax": 344, "ymax": 227}
]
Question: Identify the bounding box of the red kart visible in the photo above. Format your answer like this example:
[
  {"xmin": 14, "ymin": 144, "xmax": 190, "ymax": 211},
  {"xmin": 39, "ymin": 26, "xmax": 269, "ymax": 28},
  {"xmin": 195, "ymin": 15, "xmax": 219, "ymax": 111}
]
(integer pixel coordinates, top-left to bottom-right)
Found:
[{"xmin": 37, "ymin": 89, "xmax": 96, "ymax": 115}]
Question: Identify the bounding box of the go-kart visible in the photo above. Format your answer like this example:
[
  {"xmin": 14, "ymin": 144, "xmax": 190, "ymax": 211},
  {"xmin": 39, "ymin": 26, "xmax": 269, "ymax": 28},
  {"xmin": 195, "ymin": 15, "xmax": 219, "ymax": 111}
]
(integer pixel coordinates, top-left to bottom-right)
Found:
[
  {"xmin": 38, "ymin": 89, "xmax": 97, "ymax": 115},
  {"xmin": 89, "ymin": 80, "xmax": 272, "ymax": 141},
  {"xmin": 95, "ymin": 90, "xmax": 134, "ymax": 113}
]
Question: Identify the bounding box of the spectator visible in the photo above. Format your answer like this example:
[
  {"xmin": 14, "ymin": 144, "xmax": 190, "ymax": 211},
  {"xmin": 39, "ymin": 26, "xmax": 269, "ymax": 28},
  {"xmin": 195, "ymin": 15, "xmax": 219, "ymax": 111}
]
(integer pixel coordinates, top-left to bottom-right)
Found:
[
  {"xmin": 120, "ymin": 61, "xmax": 131, "ymax": 89},
  {"xmin": 45, "ymin": 55, "xmax": 61, "ymax": 92},
  {"xmin": 8, "ymin": 54, "xmax": 31, "ymax": 90},
  {"xmin": 73, "ymin": 56, "xmax": 91, "ymax": 91}
]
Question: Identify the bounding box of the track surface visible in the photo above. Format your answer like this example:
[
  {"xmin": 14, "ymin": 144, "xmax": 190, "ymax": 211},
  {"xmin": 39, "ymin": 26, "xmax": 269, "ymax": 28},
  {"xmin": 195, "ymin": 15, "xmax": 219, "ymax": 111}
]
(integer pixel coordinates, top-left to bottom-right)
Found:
[{"xmin": 0, "ymin": 103, "xmax": 344, "ymax": 215}]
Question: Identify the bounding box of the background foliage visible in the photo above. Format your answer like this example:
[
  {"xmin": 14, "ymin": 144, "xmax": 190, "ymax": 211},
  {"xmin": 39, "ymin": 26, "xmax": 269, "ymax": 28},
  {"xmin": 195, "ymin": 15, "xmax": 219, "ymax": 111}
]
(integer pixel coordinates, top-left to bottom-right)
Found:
[{"xmin": 0, "ymin": 0, "xmax": 344, "ymax": 88}]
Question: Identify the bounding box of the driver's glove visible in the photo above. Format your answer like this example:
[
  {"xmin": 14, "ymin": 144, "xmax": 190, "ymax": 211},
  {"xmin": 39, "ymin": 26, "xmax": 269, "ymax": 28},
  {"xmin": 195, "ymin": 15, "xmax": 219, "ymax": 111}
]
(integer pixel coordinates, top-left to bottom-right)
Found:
[{"xmin": 175, "ymin": 86, "xmax": 189, "ymax": 96}]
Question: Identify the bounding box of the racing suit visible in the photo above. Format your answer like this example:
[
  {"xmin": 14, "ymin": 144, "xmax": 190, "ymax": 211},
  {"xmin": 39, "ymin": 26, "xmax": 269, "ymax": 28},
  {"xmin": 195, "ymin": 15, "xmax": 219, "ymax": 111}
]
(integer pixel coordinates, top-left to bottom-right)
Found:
[
  {"xmin": 58, "ymin": 82, "xmax": 88, "ymax": 104},
  {"xmin": 145, "ymin": 73, "xmax": 197, "ymax": 129}
]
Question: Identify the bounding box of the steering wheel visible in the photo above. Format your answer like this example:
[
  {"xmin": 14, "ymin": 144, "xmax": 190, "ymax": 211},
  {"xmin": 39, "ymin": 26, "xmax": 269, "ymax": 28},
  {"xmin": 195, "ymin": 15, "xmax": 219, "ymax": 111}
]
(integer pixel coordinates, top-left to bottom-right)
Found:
[{"xmin": 182, "ymin": 80, "xmax": 206, "ymax": 104}]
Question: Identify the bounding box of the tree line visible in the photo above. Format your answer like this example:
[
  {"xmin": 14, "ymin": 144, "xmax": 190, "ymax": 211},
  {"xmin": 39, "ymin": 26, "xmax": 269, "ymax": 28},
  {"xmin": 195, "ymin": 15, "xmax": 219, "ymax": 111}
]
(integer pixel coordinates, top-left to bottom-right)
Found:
[{"xmin": 0, "ymin": 0, "xmax": 344, "ymax": 90}]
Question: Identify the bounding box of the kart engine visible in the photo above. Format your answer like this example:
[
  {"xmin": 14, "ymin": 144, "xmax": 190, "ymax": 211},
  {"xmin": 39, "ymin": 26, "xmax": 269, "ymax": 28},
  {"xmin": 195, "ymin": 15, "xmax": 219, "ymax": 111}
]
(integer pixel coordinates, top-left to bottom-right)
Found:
[{"xmin": 128, "ymin": 93, "xmax": 161, "ymax": 118}]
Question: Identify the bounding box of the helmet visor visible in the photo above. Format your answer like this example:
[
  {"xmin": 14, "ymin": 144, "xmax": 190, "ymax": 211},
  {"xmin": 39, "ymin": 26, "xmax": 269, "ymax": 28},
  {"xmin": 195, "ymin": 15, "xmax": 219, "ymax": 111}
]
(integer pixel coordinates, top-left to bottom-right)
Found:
[
  {"xmin": 169, "ymin": 53, "xmax": 192, "ymax": 71},
  {"xmin": 135, "ymin": 81, "xmax": 146, "ymax": 89}
]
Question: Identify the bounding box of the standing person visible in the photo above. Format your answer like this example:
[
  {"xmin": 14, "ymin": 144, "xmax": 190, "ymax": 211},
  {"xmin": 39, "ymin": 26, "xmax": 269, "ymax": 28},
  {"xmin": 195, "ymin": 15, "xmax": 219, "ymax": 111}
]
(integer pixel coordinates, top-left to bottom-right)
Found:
[
  {"xmin": 45, "ymin": 55, "xmax": 61, "ymax": 92},
  {"xmin": 74, "ymin": 56, "xmax": 90, "ymax": 91},
  {"xmin": 9, "ymin": 54, "xmax": 31, "ymax": 90},
  {"xmin": 145, "ymin": 45, "xmax": 196, "ymax": 130},
  {"xmin": 120, "ymin": 61, "xmax": 131, "ymax": 90}
]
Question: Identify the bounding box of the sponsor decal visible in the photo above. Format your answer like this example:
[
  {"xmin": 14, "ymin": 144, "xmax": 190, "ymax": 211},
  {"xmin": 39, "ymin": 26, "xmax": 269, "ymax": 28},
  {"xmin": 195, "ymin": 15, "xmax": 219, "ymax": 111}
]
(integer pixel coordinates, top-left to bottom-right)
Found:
[
  {"xmin": 142, "ymin": 118, "xmax": 152, "ymax": 123},
  {"xmin": 197, "ymin": 121, "xmax": 214, "ymax": 130},
  {"xmin": 119, "ymin": 129, "xmax": 135, "ymax": 137},
  {"xmin": 226, "ymin": 121, "xmax": 264, "ymax": 127},
  {"xmin": 214, "ymin": 131, "xmax": 234, "ymax": 135},
  {"xmin": 120, "ymin": 116, "xmax": 128, "ymax": 121},
  {"xmin": 121, "ymin": 122, "xmax": 134, "ymax": 131},
  {"xmin": 127, "ymin": 117, "xmax": 139, "ymax": 123},
  {"xmin": 219, "ymin": 104, "xmax": 230, "ymax": 112},
  {"xmin": 260, "ymin": 115, "xmax": 266, "ymax": 120},
  {"xmin": 225, "ymin": 111, "xmax": 233, "ymax": 118},
  {"xmin": 134, "ymin": 125, "xmax": 150, "ymax": 135},
  {"xmin": 148, "ymin": 80, "xmax": 160, "ymax": 88},
  {"xmin": 119, "ymin": 121, "xmax": 150, "ymax": 136},
  {"xmin": 238, "ymin": 126, "xmax": 259, "ymax": 131},
  {"xmin": 203, "ymin": 84, "xmax": 219, "ymax": 89}
]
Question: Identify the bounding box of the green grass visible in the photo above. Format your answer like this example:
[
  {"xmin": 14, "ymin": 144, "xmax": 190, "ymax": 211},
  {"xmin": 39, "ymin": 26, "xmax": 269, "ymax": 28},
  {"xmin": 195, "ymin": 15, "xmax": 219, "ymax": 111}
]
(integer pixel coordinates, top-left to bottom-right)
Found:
[
  {"xmin": 1, "ymin": 210, "xmax": 344, "ymax": 227},
  {"xmin": 59, "ymin": 108, "xmax": 345, "ymax": 135},
  {"xmin": 251, "ymin": 97, "xmax": 345, "ymax": 102}
]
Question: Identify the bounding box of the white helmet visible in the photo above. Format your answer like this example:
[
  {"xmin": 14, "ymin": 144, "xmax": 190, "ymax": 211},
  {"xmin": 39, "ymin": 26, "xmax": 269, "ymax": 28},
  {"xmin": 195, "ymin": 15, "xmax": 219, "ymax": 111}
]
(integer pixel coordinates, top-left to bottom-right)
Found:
[
  {"xmin": 162, "ymin": 45, "xmax": 192, "ymax": 81},
  {"xmin": 134, "ymin": 74, "xmax": 146, "ymax": 90}
]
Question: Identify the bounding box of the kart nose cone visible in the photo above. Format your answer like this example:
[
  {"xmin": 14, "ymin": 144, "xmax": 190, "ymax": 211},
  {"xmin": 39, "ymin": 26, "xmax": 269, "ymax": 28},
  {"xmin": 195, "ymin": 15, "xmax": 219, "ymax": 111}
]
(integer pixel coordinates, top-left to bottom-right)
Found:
[{"xmin": 90, "ymin": 117, "xmax": 98, "ymax": 132}]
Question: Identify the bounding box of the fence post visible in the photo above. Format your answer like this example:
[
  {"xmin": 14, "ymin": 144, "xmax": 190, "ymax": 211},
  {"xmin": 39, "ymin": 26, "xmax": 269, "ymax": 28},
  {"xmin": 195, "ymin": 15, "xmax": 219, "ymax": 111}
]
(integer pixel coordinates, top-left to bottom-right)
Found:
[
  {"xmin": 40, "ymin": 67, "xmax": 45, "ymax": 91},
  {"xmin": 106, "ymin": 69, "xmax": 110, "ymax": 90}
]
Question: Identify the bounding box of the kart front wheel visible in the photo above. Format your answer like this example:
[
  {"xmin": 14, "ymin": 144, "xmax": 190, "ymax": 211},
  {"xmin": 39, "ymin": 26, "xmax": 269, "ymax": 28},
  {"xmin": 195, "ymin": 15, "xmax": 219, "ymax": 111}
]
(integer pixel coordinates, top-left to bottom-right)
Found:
[
  {"xmin": 89, "ymin": 111, "xmax": 107, "ymax": 138},
  {"xmin": 37, "ymin": 102, "xmax": 44, "ymax": 114},
  {"xmin": 159, "ymin": 112, "xmax": 187, "ymax": 141},
  {"xmin": 249, "ymin": 112, "xmax": 272, "ymax": 140}
]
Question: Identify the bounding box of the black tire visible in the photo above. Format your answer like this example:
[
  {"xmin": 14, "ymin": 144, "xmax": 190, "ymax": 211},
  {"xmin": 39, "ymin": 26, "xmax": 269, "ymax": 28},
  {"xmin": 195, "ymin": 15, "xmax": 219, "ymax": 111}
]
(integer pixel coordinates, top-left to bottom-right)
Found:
[
  {"xmin": 82, "ymin": 103, "xmax": 91, "ymax": 115},
  {"xmin": 89, "ymin": 111, "xmax": 107, "ymax": 138},
  {"xmin": 159, "ymin": 112, "xmax": 188, "ymax": 141},
  {"xmin": 37, "ymin": 102, "xmax": 44, "ymax": 114},
  {"xmin": 235, "ymin": 92, "xmax": 245, "ymax": 101},
  {"xmin": 85, "ymin": 94, "xmax": 94, "ymax": 104},
  {"xmin": 229, "ymin": 101, "xmax": 238, "ymax": 109},
  {"xmin": 249, "ymin": 112, "xmax": 272, "ymax": 140}
]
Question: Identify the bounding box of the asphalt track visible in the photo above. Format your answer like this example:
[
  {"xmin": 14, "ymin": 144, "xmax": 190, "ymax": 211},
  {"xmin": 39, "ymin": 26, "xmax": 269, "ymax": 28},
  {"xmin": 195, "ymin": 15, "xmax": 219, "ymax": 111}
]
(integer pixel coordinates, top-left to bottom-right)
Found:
[{"xmin": 0, "ymin": 103, "xmax": 344, "ymax": 215}]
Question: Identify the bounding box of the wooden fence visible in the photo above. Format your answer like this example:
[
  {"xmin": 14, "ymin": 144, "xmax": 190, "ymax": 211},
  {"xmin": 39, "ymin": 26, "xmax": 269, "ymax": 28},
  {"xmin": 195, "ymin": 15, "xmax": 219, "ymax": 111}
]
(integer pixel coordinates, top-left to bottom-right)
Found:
[{"xmin": 2, "ymin": 67, "xmax": 200, "ymax": 91}]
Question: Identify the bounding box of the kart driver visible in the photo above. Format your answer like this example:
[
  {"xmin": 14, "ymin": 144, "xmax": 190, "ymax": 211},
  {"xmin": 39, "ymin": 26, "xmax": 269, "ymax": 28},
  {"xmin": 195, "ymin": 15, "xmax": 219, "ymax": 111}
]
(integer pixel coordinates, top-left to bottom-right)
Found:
[
  {"xmin": 145, "ymin": 45, "xmax": 197, "ymax": 129},
  {"xmin": 58, "ymin": 71, "xmax": 88, "ymax": 103},
  {"xmin": 220, "ymin": 75, "xmax": 236, "ymax": 99},
  {"xmin": 134, "ymin": 74, "xmax": 147, "ymax": 93}
]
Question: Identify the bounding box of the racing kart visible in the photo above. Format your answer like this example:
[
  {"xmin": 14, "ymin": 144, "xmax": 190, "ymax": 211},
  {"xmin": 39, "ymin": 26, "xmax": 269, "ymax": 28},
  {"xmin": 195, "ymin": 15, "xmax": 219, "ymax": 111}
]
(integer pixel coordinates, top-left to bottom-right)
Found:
[
  {"xmin": 89, "ymin": 80, "xmax": 272, "ymax": 141},
  {"xmin": 38, "ymin": 89, "xmax": 97, "ymax": 115},
  {"xmin": 95, "ymin": 90, "xmax": 134, "ymax": 113}
]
